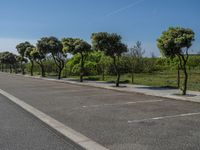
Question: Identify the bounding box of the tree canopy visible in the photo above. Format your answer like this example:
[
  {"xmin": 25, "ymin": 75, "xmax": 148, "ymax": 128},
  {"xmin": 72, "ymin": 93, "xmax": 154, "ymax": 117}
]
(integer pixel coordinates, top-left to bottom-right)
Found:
[
  {"xmin": 91, "ymin": 32, "xmax": 127, "ymax": 57},
  {"xmin": 157, "ymin": 27, "xmax": 195, "ymax": 58},
  {"xmin": 16, "ymin": 42, "xmax": 33, "ymax": 58},
  {"xmin": 62, "ymin": 38, "xmax": 91, "ymax": 55}
]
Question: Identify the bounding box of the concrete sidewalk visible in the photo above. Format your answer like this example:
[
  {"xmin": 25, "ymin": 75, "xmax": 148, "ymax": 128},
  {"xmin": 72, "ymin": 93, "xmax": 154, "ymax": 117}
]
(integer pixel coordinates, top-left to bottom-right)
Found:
[{"xmin": 44, "ymin": 77, "xmax": 200, "ymax": 103}]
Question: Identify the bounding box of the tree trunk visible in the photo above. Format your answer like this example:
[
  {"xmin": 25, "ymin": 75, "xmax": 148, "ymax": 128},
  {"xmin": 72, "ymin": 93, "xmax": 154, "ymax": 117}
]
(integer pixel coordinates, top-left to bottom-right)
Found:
[
  {"xmin": 116, "ymin": 73, "xmax": 120, "ymax": 87},
  {"xmin": 41, "ymin": 64, "xmax": 45, "ymax": 77},
  {"xmin": 13, "ymin": 65, "xmax": 17, "ymax": 74},
  {"xmin": 6, "ymin": 64, "xmax": 9, "ymax": 72},
  {"xmin": 80, "ymin": 54, "xmax": 84, "ymax": 82},
  {"xmin": 182, "ymin": 65, "xmax": 188, "ymax": 95},
  {"xmin": 30, "ymin": 61, "xmax": 34, "ymax": 76},
  {"xmin": 131, "ymin": 72, "xmax": 134, "ymax": 84},
  {"xmin": 52, "ymin": 54, "xmax": 65, "ymax": 80},
  {"xmin": 177, "ymin": 64, "xmax": 180, "ymax": 88},
  {"xmin": 38, "ymin": 61, "xmax": 45, "ymax": 77},
  {"xmin": 0, "ymin": 64, "xmax": 2, "ymax": 72},
  {"xmin": 21, "ymin": 61, "xmax": 25, "ymax": 75},
  {"xmin": 9, "ymin": 65, "xmax": 12, "ymax": 73},
  {"xmin": 2, "ymin": 64, "xmax": 5, "ymax": 72},
  {"xmin": 113, "ymin": 56, "xmax": 120, "ymax": 87},
  {"xmin": 58, "ymin": 67, "xmax": 62, "ymax": 80},
  {"xmin": 102, "ymin": 68, "xmax": 105, "ymax": 81},
  {"xmin": 180, "ymin": 52, "xmax": 189, "ymax": 95},
  {"xmin": 58, "ymin": 60, "xmax": 65, "ymax": 80},
  {"xmin": 182, "ymin": 56, "xmax": 188, "ymax": 95},
  {"xmin": 131, "ymin": 65, "xmax": 134, "ymax": 84}
]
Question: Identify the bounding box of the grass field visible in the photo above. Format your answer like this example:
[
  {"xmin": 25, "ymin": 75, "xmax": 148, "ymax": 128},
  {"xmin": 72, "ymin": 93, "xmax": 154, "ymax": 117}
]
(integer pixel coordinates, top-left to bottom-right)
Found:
[{"xmin": 67, "ymin": 70, "xmax": 200, "ymax": 92}]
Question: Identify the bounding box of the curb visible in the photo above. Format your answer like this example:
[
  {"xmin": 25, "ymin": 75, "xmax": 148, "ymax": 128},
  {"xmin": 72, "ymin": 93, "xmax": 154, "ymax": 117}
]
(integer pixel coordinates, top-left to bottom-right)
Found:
[{"xmin": 0, "ymin": 88, "xmax": 109, "ymax": 150}]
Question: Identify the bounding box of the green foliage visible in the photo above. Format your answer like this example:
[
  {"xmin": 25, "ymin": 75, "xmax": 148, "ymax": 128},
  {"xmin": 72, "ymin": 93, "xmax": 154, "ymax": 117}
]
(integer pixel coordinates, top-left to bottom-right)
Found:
[
  {"xmin": 66, "ymin": 52, "xmax": 102, "ymax": 76},
  {"xmin": 91, "ymin": 32, "xmax": 128, "ymax": 87},
  {"xmin": 157, "ymin": 26, "xmax": 195, "ymax": 95},
  {"xmin": 30, "ymin": 48, "xmax": 46, "ymax": 77},
  {"xmin": 62, "ymin": 38, "xmax": 91, "ymax": 55},
  {"xmin": 157, "ymin": 27, "xmax": 195, "ymax": 57},
  {"xmin": 0, "ymin": 51, "xmax": 19, "ymax": 73},
  {"xmin": 37, "ymin": 37, "xmax": 63, "ymax": 54},
  {"xmin": 188, "ymin": 55, "xmax": 200, "ymax": 69},
  {"xmin": 16, "ymin": 41, "xmax": 34, "ymax": 74},
  {"xmin": 1, "ymin": 29, "xmax": 199, "ymax": 92},
  {"xmin": 37, "ymin": 36, "xmax": 66, "ymax": 79},
  {"xmin": 25, "ymin": 46, "xmax": 35, "ymax": 60},
  {"xmin": 30, "ymin": 48, "xmax": 45, "ymax": 62},
  {"xmin": 91, "ymin": 32, "xmax": 127, "ymax": 57},
  {"xmin": 62, "ymin": 38, "xmax": 92, "ymax": 82},
  {"xmin": 2, "ymin": 52, "xmax": 17, "ymax": 65},
  {"xmin": 16, "ymin": 42, "xmax": 33, "ymax": 58}
]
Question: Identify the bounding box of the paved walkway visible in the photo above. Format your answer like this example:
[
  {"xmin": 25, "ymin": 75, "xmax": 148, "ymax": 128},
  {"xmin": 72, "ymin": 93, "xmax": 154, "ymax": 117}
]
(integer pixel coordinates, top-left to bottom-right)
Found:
[{"xmin": 55, "ymin": 78, "xmax": 200, "ymax": 103}]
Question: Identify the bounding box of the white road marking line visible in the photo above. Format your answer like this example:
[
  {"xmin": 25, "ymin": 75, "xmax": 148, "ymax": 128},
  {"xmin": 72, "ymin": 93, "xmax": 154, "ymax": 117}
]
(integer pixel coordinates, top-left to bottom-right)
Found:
[
  {"xmin": 0, "ymin": 89, "xmax": 108, "ymax": 150},
  {"xmin": 128, "ymin": 112, "xmax": 200, "ymax": 123},
  {"xmin": 82, "ymin": 100, "xmax": 163, "ymax": 108},
  {"xmin": 72, "ymin": 93, "xmax": 124, "ymax": 98}
]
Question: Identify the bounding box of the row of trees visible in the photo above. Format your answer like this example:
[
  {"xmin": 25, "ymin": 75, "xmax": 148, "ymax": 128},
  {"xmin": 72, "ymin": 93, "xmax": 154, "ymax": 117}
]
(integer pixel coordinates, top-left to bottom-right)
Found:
[
  {"xmin": 0, "ymin": 27, "xmax": 196, "ymax": 95},
  {"xmin": 0, "ymin": 52, "xmax": 20, "ymax": 73},
  {"xmin": 13, "ymin": 33, "xmax": 128, "ymax": 86}
]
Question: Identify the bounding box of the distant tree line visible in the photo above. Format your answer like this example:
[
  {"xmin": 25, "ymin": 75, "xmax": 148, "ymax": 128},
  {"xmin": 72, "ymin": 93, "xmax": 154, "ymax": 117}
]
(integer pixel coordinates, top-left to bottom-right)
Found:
[{"xmin": 0, "ymin": 27, "xmax": 198, "ymax": 95}]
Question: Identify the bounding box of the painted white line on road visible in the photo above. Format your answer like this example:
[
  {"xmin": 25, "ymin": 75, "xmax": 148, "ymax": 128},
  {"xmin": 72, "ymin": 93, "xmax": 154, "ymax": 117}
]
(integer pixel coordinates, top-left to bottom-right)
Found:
[
  {"xmin": 64, "ymin": 92, "xmax": 124, "ymax": 98},
  {"xmin": 82, "ymin": 100, "xmax": 163, "ymax": 108},
  {"xmin": 0, "ymin": 89, "xmax": 108, "ymax": 150},
  {"xmin": 128, "ymin": 112, "xmax": 200, "ymax": 123}
]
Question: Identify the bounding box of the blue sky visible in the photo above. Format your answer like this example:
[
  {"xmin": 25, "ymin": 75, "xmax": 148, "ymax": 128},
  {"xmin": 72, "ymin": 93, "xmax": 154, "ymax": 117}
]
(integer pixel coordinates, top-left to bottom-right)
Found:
[{"xmin": 0, "ymin": 0, "xmax": 199, "ymax": 56}]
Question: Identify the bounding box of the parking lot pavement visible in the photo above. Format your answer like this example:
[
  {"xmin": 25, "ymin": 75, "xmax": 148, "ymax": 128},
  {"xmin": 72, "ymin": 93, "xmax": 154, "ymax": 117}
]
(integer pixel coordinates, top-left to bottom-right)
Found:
[
  {"xmin": 1, "ymin": 72, "xmax": 200, "ymax": 150},
  {"xmin": 0, "ymin": 94, "xmax": 80, "ymax": 150},
  {"xmin": 63, "ymin": 78, "xmax": 200, "ymax": 103}
]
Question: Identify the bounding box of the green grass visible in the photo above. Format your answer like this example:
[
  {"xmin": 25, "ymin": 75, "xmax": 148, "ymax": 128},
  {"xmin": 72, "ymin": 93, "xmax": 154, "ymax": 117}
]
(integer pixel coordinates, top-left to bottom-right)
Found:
[
  {"xmin": 30, "ymin": 69, "xmax": 200, "ymax": 92},
  {"xmin": 68, "ymin": 70, "xmax": 200, "ymax": 92}
]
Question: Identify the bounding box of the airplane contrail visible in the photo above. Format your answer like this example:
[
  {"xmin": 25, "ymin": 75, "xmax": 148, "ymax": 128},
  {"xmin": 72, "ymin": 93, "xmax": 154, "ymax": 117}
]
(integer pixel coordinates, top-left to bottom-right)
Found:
[{"xmin": 106, "ymin": 0, "xmax": 146, "ymax": 17}]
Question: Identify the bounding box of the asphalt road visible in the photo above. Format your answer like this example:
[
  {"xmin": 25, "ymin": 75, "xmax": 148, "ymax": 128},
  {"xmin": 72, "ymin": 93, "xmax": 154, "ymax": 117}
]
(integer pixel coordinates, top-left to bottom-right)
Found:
[
  {"xmin": 0, "ymin": 72, "xmax": 200, "ymax": 150},
  {"xmin": 0, "ymin": 94, "xmax": 80, "ymax": 150}
]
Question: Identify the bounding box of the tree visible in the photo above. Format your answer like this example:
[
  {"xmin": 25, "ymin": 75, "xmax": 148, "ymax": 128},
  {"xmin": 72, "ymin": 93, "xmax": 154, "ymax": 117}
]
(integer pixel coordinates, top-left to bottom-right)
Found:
[
  {"xmin": 0, "ymin": 52, "xmax": 17, "ymax": 73},
  {"xmin": 37, "ymin": 37, "xmax": 66, "ymax": 79},
  {"xmin": 25, "ymin": 46, "xmax": 35, "ymax": 76},
  {"xmin": 16, "ymin": 42, "xmax": 33, "ymax": 74},
  {"xmin": 0, "ymin": 52, "xmax": 8, "ymax": 72},
  {"xmin": 157, "ymin": 27, "xmax": 195, "ymax": 95},
  {"xmin": 91, "ymin": 32, "xmax": 128, "ymax": 87},
  {"xmin": 98, "ymin": 54, "xmax": 111, "ymax": 81},
  {"xmin": 30, "ymin": 48, "xmax": 46, "ymax": 77},
  {"xmin": 62, "ymin": 38, "xmax": 92, "ymax": 82},
  {"xmin": 128, "ymin": 41, "xmax": 145, "ymax": 84}
]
